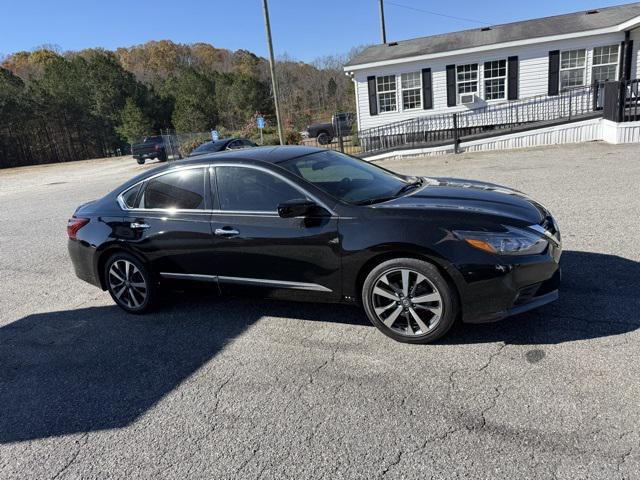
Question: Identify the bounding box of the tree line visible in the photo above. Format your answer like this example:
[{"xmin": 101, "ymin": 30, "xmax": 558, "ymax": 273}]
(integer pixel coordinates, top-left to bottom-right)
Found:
[{"xmin": 0, "ymin": 40, "xmax": 360, "ymax": 168}]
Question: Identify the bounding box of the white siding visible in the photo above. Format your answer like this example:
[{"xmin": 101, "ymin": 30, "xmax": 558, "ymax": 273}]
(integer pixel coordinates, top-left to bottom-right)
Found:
[{"xmin": 353, "ymin": 32, "xmax": 628, "ymax": 130}]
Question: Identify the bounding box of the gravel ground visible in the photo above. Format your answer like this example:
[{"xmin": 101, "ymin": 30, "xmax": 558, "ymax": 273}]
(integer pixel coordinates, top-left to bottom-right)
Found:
[{"xmin": 0, "ymin": 143, "xmax": 639, "ymax": 479}]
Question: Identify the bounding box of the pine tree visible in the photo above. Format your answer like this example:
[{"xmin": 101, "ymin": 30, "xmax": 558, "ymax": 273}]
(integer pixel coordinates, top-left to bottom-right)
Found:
[{"xmin": 117, "ymin": 98, "xmax": 152, "ymax": 144}]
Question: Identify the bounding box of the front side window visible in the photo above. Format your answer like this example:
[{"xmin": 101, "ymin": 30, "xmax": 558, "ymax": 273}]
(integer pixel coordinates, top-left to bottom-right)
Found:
[
  {"xmin": 457, "ymin": 64, "xmax": 479, "ymax": 100},
  {"xmin": 278, "ymin": 150, "xmax": 408, "ymax": 205},
  {"xmin": 376, "ymin": 75, "xmax": 397, "ymax": 112},
  {"xmin": 560, "ymin": 49, "xmax": 586, "ymax": 90},
  {"xmin": 139, "ymin": 168, "xmax": 206, "ymax": 210},
  {"xmin": 484, "ymin": 60, "xmax": 507, "ymax": 100},
  {"xmin": 216, "ymin": 166, "xmax": 302, "ymax": 212},
  {"xmin": 592, "ymin": 45, "xmax": 619, "ymax": 82},
  {"xmin": 401, "ymin": 72, "xmax": 422, "ymax": 110}
]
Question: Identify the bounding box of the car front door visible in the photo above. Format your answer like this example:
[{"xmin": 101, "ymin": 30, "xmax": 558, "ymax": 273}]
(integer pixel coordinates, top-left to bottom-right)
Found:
[
  {"xmin": 209, "ymin": 164, "xmax": 342, "ymax": 301},
  {"xmin": 120, "ymin": 165, "xmax": 217, "ymax": 279}
]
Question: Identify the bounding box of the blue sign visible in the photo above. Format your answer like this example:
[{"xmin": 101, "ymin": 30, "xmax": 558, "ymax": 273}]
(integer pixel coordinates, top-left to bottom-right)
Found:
[
  {"xmin": 256, "ymin": 116, "xmax": 265, "ymax": 129},
  {"xmin": 211, "ymin": 130, "xmax": 219, "ymax": 141}
]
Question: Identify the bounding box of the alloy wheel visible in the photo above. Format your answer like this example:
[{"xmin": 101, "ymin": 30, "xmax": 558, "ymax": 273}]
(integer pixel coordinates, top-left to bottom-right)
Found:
[
  {"xmin": 371, "ymin": 268, "xmax": 443, "ymax": 337},
  {"xmin": 108, "ymin": 259, "xmax": 147, "ymax": 309}
]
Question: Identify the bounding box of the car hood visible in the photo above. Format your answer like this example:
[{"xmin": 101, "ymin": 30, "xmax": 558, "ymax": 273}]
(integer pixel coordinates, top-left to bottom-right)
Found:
[{"xmin": 373, "ymin": 177, "xmax": 548, "ymax": 224}]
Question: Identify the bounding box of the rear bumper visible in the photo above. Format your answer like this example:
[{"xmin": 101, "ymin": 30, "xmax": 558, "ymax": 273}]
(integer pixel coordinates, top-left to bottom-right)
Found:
[
  {"xmin": 68, "ymin": 239, "xmax": 102, "ymax": 289},
  {"xmin": 133, "ymin": 152, "xmax": 158, "ymax": 160}
]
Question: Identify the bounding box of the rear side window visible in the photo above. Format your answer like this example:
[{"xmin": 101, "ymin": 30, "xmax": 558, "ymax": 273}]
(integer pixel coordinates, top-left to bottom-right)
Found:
[
  {"xmin": 140, "ymin": 169, "xmax": 206, "ymax": 210},
  {"xmin": 121, "ymin": 183, "xmax": 142, "ymax": 208}
]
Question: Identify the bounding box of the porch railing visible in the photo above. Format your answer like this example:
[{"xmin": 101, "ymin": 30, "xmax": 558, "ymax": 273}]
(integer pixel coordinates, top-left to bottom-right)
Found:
[{"xmin": 357, "ymin": 84, "xmax": 602, "ymax": 156}]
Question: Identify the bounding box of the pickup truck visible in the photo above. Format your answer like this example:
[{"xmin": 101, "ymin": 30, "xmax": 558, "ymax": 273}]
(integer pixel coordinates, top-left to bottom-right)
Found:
[
  {"xmin": 131, "ymin": 136, "xmax": 167, "ymax": 165},
  {"xmin": 307, "ymin": 112, "xmax": 355, "ymax": 145}
]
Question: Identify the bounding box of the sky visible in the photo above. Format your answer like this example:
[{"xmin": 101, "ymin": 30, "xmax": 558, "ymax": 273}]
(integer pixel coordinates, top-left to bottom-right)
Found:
[{"xmin": 0, "ymin": 0, "xmax": 633, "ymax": 62}]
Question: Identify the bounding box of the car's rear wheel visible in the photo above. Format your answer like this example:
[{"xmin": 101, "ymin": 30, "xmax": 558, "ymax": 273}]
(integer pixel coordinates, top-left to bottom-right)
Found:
[
  {"xmin": 362, "ymin": 258, "xmax": 458, "ymax": 344},
  {"xmin": 136, "ymin": 158, "xmax": 145, "ymax": 165},
  {"xmin": 105, "ymin": 253, "xmax": 156, "ymax": 314},
  {"xmin": 317, "ymin": 132, "xmax": 331, "ymax": 145}
]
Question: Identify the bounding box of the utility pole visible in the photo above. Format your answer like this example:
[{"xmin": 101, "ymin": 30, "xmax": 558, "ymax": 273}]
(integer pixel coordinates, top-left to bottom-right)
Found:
[
  {"xmin": 262, "ymin": 0, "xmax": 284, "ymax": 145},
  {"xmin": 378, "ymin": 0, "xmax": 387, "ymax": 44}
]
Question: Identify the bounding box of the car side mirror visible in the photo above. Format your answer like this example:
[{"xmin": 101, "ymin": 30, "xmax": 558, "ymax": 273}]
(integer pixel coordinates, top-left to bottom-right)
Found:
[{"xmin": 277, "ymin": 198, "xmax": 321, "ymax": 218}]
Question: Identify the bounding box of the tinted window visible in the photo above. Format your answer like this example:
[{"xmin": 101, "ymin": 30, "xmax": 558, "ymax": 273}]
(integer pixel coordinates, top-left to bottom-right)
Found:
[
  {"xmin": 216, "ymin": 166, "xmax": 302, "ymax": 212},
  {"xmin": 241, "ymin": 139, "xmax": 256, "ymax": 147},
  {"xmin": 140, "ymin": 169, "xmax": 206, "ymax": 210},
  {"xmin": 227, "ymin": 140, "xmax": 243, "ymax": 150},
  {"xmin": 279, "ymin": 150, "xmax": 406, "ymax": 204},
  {"xmin": 122, "ymin": 183, "xmax": 142, "ymax": 208},
  {"xmin": 191, "ymin": 141, "xmax": 224, "ymax": 155}
]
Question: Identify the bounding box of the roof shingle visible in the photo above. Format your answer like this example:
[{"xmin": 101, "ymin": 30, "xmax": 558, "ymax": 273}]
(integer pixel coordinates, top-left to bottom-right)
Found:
[{"xmin": 345, "ymin": 2, "xmax": 640, "ymax": 68}]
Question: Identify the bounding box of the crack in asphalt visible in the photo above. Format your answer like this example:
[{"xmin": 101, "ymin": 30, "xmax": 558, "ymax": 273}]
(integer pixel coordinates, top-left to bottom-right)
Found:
[{"xmin": 50, "ymin": 432, "xmax": 89, "ymax": 480}]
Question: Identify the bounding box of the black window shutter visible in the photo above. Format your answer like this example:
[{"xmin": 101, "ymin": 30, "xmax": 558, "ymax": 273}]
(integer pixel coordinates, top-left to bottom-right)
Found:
[
  {"xmin": 367, "ymin": 76, "xmax": 378, "ymax": 116},
  {"xmin": 507, "ymin": 56, "xmax": 519, "ymax": 100},
  {"xmin": 624, "ymin": 40, "xmax": 634, "ymax": 80},
  {"xmin": 446, "ymin": 65, "xmax": 456, "ymax": 107},
  {"xmin": 422, "ymin": 68, "xmax": 433, "ymax": 109},
  {"xmin": 618, "ymin": 41, "xmax": 626, "ymax": 80},
  {"xmin": 548, "ymin": 50, "xmax": 560, "ymax": 96}
]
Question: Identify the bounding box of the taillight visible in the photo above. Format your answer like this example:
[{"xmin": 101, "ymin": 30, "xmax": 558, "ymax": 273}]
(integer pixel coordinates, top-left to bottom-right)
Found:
[
  {"xmin": 154, "ymin": 144, "xmax": 162, "ymax": 151},
  {"xmin": 67, "ymin": 217, "xmax": 89, "ymax": 240}
]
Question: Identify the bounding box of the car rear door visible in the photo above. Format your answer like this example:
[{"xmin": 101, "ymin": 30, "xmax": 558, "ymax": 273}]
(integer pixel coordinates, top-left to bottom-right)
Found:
[
  {"xmin": 119, "ymin": 165, "xmax": 217, "ymax": 279},
  {"xmin": 209, "ymin": 163, "xmax": 342, "ymax": 301}
]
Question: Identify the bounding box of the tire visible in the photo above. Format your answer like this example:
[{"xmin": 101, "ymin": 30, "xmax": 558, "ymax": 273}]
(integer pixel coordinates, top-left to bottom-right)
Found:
[
  {"xmin": 104, "ymin": 252, "xmax": 157, "ymax": 314},
  {"xmin": 362, "ymin": 258, "xmax": 459, "ymax": 344},
  {"xmin": 136, "ymin": 158, "xmax": 145, "ymax": 165},
  {"xmin": 317, "ymin": 132, "xmax": 331, "ymax": 145}
]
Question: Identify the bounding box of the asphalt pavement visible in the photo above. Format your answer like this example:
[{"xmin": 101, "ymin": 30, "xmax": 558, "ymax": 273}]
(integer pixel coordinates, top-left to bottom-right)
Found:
[{"xmin": 0, "ymin": 142, "xmax": 638, "ymax": 479}]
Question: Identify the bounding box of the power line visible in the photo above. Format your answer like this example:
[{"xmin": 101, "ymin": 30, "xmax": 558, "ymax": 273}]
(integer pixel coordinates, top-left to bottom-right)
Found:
[{"xmin": 385, "ymin": 1, "xmax": 492, "ymax": 26}]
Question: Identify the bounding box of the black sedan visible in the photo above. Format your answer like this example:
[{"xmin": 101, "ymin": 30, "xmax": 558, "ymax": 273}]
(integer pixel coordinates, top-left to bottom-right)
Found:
[
  {"xmin": 68, "ymin": 146, "xmax": 561, "ymax": 343},
  {"xmin": 189, "ymin": 138, "xmax": 257, "ymax": 157}
]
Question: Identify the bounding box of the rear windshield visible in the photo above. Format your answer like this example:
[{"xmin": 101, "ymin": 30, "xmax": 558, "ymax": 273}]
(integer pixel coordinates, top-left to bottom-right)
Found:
[{"xmin": 191, "ymin": 141, "xmax": 226, "ymax": 154}]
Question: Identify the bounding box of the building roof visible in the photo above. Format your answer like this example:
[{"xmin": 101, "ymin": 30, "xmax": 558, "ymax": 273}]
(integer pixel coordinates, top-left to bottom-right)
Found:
[{"xmin": 345, "ymin": 2, "xmax": 640, "ymax": 69}]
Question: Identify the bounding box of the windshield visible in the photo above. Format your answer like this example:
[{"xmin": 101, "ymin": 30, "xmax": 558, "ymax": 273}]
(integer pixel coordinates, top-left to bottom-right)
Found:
[
  {"xmin": 278, "ymin": 150, "xmax": 412, "ymax": 204},
  {"xmin": 191, "ymin": 141, "xmax": 226, "ymax": 155}
]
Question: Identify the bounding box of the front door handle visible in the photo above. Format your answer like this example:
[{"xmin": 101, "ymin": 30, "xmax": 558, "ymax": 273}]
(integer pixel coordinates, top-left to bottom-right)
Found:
[
  {"xmin": 130, "ymin": 222, "xmax": 150, "ymax": 229},
  {"xmin": 214, "ymin": 227, "xmax": 240, "ymax": 237}
]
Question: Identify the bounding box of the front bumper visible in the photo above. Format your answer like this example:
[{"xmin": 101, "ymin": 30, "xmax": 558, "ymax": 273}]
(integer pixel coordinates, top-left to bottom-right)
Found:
[
  {"xmin": 464, "ymin": 268, "xmax": 560, "ymax": 323},
  {"xmin": 458, "ymin": 241, "xmax": 562, "ymax": 324}
]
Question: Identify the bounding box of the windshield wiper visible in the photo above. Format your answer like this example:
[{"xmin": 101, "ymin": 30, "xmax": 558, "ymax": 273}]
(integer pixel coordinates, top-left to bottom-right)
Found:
[
  {"xmin": 395, "ymin": 177, "xmax": 424, "ymax": 196},
  {"xmin": 353, "ymin": 196, "xmax": 397, "ymax": 206}
]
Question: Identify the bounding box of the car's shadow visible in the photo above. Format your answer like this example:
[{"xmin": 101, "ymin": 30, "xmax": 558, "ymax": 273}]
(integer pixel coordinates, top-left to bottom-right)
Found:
[{"xmin": 0, "ymin": 251, "xmax": 637, "ymax": 443}]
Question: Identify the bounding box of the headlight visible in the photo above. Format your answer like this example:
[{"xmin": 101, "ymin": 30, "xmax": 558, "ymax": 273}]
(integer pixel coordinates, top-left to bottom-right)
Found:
[{"xmin": 453, "ymin": 226, "xmax": 548, "ymax": 256}]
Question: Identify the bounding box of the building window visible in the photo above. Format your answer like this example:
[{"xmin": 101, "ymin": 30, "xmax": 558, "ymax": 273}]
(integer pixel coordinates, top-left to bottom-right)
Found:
[
  {"xmin": 592, "ymin": 45, "xmax": 619, "ymax": 82},
  {"xmin": 400, "ymin": 72, "xmax": 422, "ymax": 110},
  {"xmin": 560, "ymin": 49, "xmax": 586, "ymax": 90},
  {"xmin": 457, "ymin": 64, "xmax": 478, "ymax": 101},
  {"xmin": 484, "ymin": 60, "xmax": 507, "ymax": 100},
  {"xmin": 376, "ymin": 75, "xmax": 397, "ymax": 112}
]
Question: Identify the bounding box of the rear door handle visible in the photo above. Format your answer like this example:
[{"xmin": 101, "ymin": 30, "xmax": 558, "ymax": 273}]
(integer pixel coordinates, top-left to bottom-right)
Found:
[
  {"xmin": 130, "ymin": 222, "xmax": 150, "ymax": 229},
  {"xmin": 214, "ymin": 227, "xmax": 240, "ymax": 237}
]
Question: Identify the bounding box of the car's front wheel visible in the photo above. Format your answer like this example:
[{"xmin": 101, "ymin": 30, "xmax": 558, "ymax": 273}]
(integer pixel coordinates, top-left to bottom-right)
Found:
[
  {"xmin": 362, "ymin": 258, "xmax": 458, "ymax": 344},
  {"xmin": 136, "ymin": 158, "xmax": 145, "ymax": 165},
  {"xmin": 105, "ymin": 252, "xmax": 156, "ymax": 314}
]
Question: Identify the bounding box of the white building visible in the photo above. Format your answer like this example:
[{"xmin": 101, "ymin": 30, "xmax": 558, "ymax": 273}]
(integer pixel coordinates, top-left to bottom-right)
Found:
[{"xmin": 344, "ymin": 3, "xmax": 640, "ymax": 132}]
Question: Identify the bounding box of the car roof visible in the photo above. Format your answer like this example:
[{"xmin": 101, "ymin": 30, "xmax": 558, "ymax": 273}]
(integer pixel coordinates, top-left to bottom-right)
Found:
[
  {"xmin": 118, "ymin": 146, "xmax": 327, "ymax": 192},
  {"xmin": 180, "ymin": 145, "xmax": 325, "ymax": 166}
]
